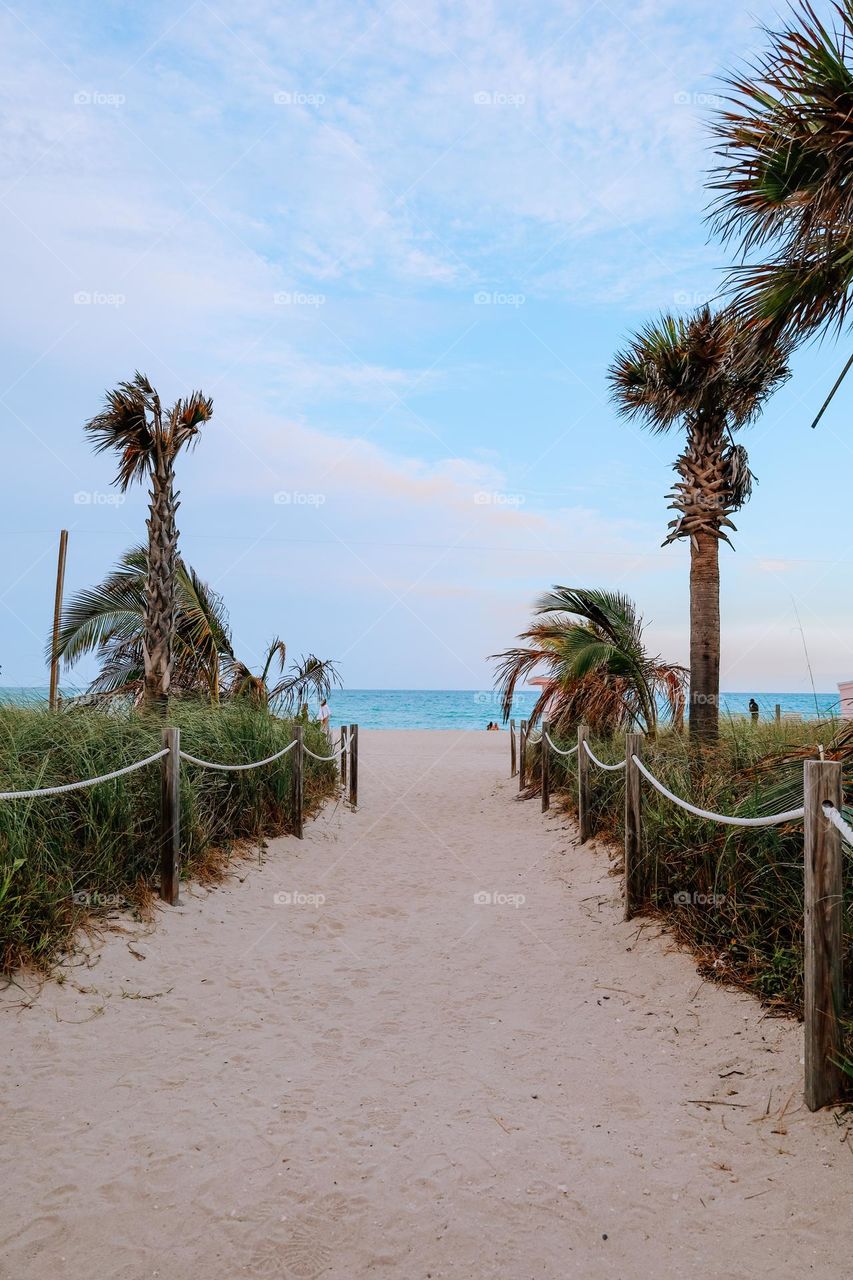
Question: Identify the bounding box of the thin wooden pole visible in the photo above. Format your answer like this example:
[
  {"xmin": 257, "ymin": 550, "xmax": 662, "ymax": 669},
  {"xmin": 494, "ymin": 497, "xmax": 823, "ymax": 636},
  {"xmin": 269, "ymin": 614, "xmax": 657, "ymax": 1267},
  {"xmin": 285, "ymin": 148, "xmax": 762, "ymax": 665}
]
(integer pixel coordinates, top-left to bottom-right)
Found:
[
  {"xmin": 510, "ymin": 719, "xmax": 517, "ymax": 778},
  {"xmin": 577, "ymin": 723, "xmax": 591, "ymax": 842},
  {"xmin": 775, "ymin": 703, "xmax": 781, "ymax": 724},
  {"xmin": 803, "ymin": 759, "xmax": 844, "ymax": 1110},
  {"xmin": 624, "ymin": 732, "xmax": 643, "ymax": 920},
  {"xmin": 48, "ymin": 529, "xmax": 69, "ymax": 710},
  {"xmin": 340, "ymin": 723, "xmax": 348, "ymax": 790},
  {"xmin": 519, "ymin": 720, "xmax": 527, "ymax": 791},
  {"xmin": 541, "ymin": 719, "xmax": 550, "ymax": 812},
  {"xmin": 159, "ymin": 726, "xmax": 181, "ymax": 904},
  {"xmin": 349, "ymin": 724, "xmax": 358, "ymax": 807},
  {"xmin": 293, "ymin": 724, "xmax": 304, "ymax": 839}
]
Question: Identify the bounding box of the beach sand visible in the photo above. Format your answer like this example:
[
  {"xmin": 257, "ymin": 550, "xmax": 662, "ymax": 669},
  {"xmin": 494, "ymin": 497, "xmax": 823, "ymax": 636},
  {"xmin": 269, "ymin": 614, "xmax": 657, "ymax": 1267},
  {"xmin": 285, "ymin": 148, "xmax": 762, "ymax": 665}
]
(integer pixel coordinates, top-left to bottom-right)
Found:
[{"xmin": 2, "ymin": 728, "xmax": 852, "ymax": 1279}]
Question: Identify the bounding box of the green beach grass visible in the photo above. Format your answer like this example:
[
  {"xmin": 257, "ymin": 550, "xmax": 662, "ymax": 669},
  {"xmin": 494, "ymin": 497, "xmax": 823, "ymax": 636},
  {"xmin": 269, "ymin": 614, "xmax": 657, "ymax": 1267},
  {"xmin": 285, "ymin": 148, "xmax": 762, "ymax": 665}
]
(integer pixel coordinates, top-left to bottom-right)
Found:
[
  {"xmin": 0, "ymin": 702, "xmax": 338, "ymax": 973},
  {"xmin": 535, "ymin": 717, "xmax": 853, "ymax": 1036}
]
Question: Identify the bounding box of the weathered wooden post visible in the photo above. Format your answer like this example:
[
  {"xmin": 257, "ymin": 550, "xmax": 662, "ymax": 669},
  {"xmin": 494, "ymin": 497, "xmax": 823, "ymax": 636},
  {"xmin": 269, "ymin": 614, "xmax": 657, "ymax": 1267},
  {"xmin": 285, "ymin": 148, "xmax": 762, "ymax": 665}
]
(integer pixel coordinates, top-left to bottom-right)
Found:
[
  {"xmin": 510, "ymin": 719, "xmax": 517, "ymax": 778},
  {"xmin": 349, "ymin": 724, "xmax": 358, "ymax": 808},
  {"xmin": 159, "ymin": 726, "xmax": 181, "ymax": 904},
  {"xmin": 803, "ymin": 759, "xmax": 844, "ymax": 1110},
  {"xmin": 293, "ymin": 724, "xmax": 304, "ymax": 840},
  {"xmin": 48, "ymin": 529, "xmax": 68, "ymax": 711},
  {"xmin": 577, "ymin": 723, "xmax": 591, "ymax": 842},
  {"xmin": 519, "ymin": 720, "xmax": 527, "ymax": 791},
  {"xmin": 541, "ymin": 719, "xmax": 550, "ymax": 812},
  {"xmin": 775, "ymin": 703, "xmax": 782, "ymax": 724},
  {"xmin": 340, "ymin": 723, "xmax": 348, "ymax": 790},
  {"xmin": 624, "ymin": 732, "xmax": 643, "ymax": 920}
]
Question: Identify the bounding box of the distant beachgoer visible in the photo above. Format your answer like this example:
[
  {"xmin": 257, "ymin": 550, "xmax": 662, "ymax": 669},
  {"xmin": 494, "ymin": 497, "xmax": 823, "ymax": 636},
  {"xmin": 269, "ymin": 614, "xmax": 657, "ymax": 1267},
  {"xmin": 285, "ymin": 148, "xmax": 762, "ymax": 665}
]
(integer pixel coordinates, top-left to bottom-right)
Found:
[
  {"xmin": 319, "ymin": 698, "xmax": 330, "ymax": 740},
  {"xmin": 749, "ymin": 697, "xmax": 759, "ymax": 724},
  {"xmin": 487, "ymin": 721, "xmax": 499, "ymax": 731}
]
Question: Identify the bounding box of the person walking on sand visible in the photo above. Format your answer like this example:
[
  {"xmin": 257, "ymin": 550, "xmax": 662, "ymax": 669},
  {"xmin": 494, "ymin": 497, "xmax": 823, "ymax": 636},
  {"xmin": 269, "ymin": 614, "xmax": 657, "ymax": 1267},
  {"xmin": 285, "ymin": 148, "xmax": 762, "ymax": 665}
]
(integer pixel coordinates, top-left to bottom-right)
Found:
[
  {"xmin": 319, "ymin": 697, "xmax": 331, "ymax": 741},
  {"xmin": 749, "ymin": 697, "xmax": 759, "ymax": 724}
]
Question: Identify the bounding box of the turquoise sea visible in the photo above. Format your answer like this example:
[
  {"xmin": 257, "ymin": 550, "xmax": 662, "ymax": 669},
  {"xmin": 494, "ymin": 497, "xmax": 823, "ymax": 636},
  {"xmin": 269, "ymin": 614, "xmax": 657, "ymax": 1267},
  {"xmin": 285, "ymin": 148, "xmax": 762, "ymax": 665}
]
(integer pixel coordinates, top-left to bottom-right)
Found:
[{"xmin": 0, "ymin": 687, "xmax": 840, "ymax": 730}]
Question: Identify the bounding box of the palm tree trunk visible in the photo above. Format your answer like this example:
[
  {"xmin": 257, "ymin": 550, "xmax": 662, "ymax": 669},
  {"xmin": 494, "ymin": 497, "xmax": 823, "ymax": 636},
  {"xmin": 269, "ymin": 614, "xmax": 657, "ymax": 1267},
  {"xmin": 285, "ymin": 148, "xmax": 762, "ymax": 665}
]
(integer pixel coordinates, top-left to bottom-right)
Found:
[
  {"xmin": 688, "ymin": 531, "xmax": 720, "ymax": 742},
  {"xmin": 142, "ymin": 454, "xmax": 178, "ymax": 712}
]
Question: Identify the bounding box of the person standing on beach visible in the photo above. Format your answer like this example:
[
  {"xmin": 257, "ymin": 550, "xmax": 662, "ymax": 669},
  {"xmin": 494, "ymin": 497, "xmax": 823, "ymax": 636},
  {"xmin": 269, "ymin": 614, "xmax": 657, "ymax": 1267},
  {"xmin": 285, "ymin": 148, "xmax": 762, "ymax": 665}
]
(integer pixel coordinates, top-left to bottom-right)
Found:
[
  {"xmin": 749, "ymin": 697, "xmax": 759, "ymax": 724},
  {"xmin": 319, "ymin": 698, "xmax": 331, "ymax": 741}
]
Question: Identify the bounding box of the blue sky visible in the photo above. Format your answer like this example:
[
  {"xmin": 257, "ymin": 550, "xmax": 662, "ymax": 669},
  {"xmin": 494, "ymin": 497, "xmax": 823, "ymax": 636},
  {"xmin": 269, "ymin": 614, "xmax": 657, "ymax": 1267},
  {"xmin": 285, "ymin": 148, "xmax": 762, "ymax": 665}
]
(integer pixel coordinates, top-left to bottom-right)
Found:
[{"xmin": 2, "ymin": 0, "xmax": 852, "ymax": 692}]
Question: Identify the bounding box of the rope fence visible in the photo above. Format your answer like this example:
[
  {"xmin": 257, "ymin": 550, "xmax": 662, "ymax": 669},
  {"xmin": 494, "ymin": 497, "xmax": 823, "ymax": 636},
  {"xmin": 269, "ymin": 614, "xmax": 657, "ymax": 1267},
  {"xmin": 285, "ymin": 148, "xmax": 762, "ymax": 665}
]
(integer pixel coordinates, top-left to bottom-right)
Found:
[
  {"xmin": 514, "ymin": 719, "xmax": 849, "ymax": 1113},
  {"xmin": 0, "ymin": 722, "xmax": 359, "ymax": 906}
]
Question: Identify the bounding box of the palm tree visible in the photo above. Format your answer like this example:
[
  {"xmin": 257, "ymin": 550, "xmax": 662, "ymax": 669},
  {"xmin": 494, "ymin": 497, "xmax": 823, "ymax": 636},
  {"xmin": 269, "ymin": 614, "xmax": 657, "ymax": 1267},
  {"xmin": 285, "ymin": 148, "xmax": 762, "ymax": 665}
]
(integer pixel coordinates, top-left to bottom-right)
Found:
[
  {"xmin": 227, "ymin": 641, "xmax": 341, "ymax": 712},
  {"xmin": 708, "ymin": 0, "xmax": 853, "ymax": 381},
  {"xmin": 85, "ymin": 373, "xmax": 213, "ymax": 711},
  {"xmin": 492, "ymin": 587, "xmax": 686, "ymax": 735},
  {"xmin": 52, "ymin": 547, "xmax": 233, "ymax": 702},
  {"xmin": 609, "ymin": 306, "xmax": 790, "ymax": 742}
]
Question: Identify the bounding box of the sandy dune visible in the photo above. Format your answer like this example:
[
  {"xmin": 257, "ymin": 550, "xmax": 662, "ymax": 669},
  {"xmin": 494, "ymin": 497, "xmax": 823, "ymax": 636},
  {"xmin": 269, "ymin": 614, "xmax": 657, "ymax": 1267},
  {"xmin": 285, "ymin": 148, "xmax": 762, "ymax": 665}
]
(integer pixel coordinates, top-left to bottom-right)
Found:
[{"xmin": 2, "ymin": 728, "xmax": 852, "ymax": 1279}]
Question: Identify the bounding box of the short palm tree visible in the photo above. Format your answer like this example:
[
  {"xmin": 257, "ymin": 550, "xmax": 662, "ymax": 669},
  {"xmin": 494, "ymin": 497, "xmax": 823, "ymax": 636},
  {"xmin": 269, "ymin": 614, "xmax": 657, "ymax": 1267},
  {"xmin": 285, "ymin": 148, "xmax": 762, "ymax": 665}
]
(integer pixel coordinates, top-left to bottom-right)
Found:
[
  {"xmin": 53, "ymin": 547, "xmax": 233, "ymax": 701},
  {"xmin": 492, "ymin": 587, "xmax": 686, "ymax": 735},
  {"xmin": 708, "ymin": 0, "xmax": 853, "ymax": 369},
  {"xmin": 609, "ymin": 306, "xmax": 790, "ymax": 741},
  {"xmin": 85, "ymin": 373, "xmax": 213, "ymax": 711},
  {"xmin": 227, "ymin": 641, "xmax": 341, "ymax": 713}
]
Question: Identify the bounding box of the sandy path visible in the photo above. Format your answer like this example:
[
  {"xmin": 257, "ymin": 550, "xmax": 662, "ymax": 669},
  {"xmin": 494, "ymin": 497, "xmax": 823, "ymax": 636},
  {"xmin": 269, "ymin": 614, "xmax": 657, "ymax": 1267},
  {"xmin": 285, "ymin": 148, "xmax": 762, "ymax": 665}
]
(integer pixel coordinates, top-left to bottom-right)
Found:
[{"xmin": 2, "ymin": 728, "xmax": 851, "ymax": 1279}]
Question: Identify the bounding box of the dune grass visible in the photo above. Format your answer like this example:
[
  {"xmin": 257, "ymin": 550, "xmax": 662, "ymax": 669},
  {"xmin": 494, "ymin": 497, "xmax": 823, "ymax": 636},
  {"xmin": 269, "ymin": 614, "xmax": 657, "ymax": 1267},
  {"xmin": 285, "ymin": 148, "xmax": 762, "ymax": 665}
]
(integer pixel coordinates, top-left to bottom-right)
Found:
[
  {"xmin": 535, "ymin": 717, "xmax": 853, "ymax": 1028},
  {"xmin": 0, "ymin": 702, "xmax": 339, "ymax": 973}
]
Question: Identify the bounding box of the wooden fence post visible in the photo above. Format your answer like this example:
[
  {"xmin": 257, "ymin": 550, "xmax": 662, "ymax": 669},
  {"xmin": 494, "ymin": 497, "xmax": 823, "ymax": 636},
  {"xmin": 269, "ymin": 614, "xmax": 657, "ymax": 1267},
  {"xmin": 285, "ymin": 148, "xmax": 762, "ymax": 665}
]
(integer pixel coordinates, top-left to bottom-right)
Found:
[
  {"xmin": 624, "ymin": 732, "xmax": 643, "ymax": 920},
  {"xmin": 577, "ymin": 723, "xmax": 591, "ymax": 842},
  {"xmin": 775, "ymin": 703, "xmax": 781, "ymax": 724},
  {"xmin": 541, "ymin": 720, "xmax": 550, "ymax": 813},
  {"xmin": 804, "ymin": 759, "xmax": 844, "ymax": 1110},
  {"xmin": 510, "ymin": 719, "xmax": 517, "ymax": 778},
  {"xmin": 349, "ymin": 724, "xmax": 358, "ymax": 808},
  {"xmin": 519, "ymin": 720, "xmax": 527, "ymax": 791},
  {"xmin": 159, "ymin": 726, "xmax": 181, "ymax": 904},
  {"xmin": 293, "ymin": 724, "xmax": 304, "ymax": 840},
  {"xmin": 340, "ymin": 723, "xmax": 348, "ymax": 790},
  {"xmin": 48, "ymin": 529, "xmax": 68, "ymax": 711}
]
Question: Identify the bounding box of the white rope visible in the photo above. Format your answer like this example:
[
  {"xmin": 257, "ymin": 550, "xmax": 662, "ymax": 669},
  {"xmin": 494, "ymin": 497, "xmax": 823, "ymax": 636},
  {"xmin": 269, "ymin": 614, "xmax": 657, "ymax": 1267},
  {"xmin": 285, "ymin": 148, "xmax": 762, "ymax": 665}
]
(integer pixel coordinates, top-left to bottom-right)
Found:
[
  {"xmin": 632, "ymin": 755, "xmax": 805, "ymax": 828},
  {"xmin": 303, "ymin": 742, "xmax": 348, "ymax": 761},
  {"xmin": 543, "ymin": 732, "xmax": 579, "ymax": 758},
  {"xmin": 525, "ymin": 732, "xmax": 542, "ymax": 745},
  {"xmin": 0, "ymin": 748, "xmax": 169, "ymax": 801},
  {"xmin": 582, "ymin": 740, "xmax": 626, "ymax": 771},
  {"xmin": 179, "ymin": 740, "xmax": 297, "ymax": 771},
  {"xmin": 823, "ymin": 803, "xmax": 853, "ymax": 847}
]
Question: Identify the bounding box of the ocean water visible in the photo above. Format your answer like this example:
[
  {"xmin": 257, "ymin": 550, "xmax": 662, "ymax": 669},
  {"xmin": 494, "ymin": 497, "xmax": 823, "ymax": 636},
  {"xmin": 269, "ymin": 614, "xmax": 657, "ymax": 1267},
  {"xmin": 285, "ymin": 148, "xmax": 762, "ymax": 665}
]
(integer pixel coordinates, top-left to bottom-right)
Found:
[{"xmin": 0, "ymin": 687, "xmax": 840, "ymax": 729}]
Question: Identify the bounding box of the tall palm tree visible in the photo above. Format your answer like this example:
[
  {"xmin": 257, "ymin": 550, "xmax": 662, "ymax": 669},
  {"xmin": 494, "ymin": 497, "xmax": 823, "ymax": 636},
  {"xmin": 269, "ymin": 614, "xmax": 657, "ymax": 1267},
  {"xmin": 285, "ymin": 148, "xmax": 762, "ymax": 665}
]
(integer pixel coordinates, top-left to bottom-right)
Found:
[
  {"xmin": 609, "ymin": 306, "xmax": 790, "ymax": 742},
  {"xmin": 492, "ymin": 587, "xmax": 686, "ymax": 735},
  {"xmin": 708, "ymin": 0, "xmax": 853, "ymax": 377},
  {"xmin": 53, "ymin": 547, "xmax": 233, "ymax": 702},
  {"xmin": 85, "ymin": 373, "xmax": 213, "ymax": 711}
]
